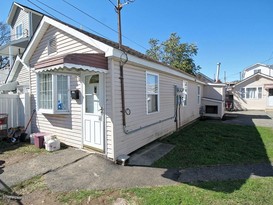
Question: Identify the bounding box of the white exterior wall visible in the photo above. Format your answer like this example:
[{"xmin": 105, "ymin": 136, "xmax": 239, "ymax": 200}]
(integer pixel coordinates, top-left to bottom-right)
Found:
[
  {"xmin": 29, "ymin": 26, "xmax": 99, "ymax": 148},
  {"xmin": 233, "ymin": 76, "xmax": 273, "ymax": 110},
  {"xmin": 110, "ymin": 60, "xmax": 202, "ymax": 159},
  {"xmin": 23, "ymin": 23, "xmax": 204, "ymax": 160},
  {"xmin": 244, "ymin": 65, "xmax": 273, "ymax": 79},
  {"xmin": 203, "ymin": 85, "xmax": 225, "ymax": 101},
  {"xmin": 10, "ymin": 8, "xmax": 29, "ymax": 41}
]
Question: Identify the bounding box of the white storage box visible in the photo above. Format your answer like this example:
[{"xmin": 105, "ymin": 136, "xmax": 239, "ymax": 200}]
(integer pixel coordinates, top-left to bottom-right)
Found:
[{"xmin": 45, "ymin": 137, "xmax": 60, "ymax": 152}]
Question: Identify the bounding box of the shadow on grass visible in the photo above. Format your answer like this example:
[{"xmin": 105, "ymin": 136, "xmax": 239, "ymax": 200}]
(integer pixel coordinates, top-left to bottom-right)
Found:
[{"xmin": 156, "ymin": 112, "xmax": 273, "ymax": 193}]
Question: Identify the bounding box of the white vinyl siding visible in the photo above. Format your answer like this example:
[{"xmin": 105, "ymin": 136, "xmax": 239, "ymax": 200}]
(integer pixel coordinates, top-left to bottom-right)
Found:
[
  {"xmin": 30, "ymin": 26, "xmax": 101, "ymax": 66},
  {"xmin": 31, "ymin": 72, "xmax": 82, "ymax": 148},
  {"xmin": 146, "ymin": 72, "xmax": 159, "ymax": 114},
  {"xmin": 29, "ymin": 26, "xmax": 102, "ymax": 150},
  {"xmin": 112, "ymin": 61, "xmax": 201, "ymax": 160},
  {"xmin": 11, "ymin": 9, "xmax": 29, "ymax": 41}
]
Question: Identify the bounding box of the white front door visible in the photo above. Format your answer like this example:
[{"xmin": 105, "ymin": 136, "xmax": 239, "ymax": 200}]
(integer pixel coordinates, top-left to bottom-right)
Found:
[
  {"xmin": 83, "ymin": 73, "xmax": 104, "ymax": 150},
  {"xmin": 268, "ymin": 89, "xmax": 273, "ymax": 107}
]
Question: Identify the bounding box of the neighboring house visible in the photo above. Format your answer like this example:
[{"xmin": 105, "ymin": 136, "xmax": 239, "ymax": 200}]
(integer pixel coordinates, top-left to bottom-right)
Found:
[
  {"xmin": 242, "ymin": 63, "xmax": 273, "ymax": 79},
  {"xmin": 0, "ymin": 2, "xmax": 43, "ymax": 86},
  {"xmin": 228, "ymin": 63, "xmax": 273, "ymax": 111},
  {"xmin": 202, "ymin": 83, "xmax": 226, "ymax": 119},
  {"xmin": 4, "ymin": 3, "xmax": 225, "ymax": 161},
  {"xmin": 232, "ymin": 73, "xmax": 273, "ymax": 110}
]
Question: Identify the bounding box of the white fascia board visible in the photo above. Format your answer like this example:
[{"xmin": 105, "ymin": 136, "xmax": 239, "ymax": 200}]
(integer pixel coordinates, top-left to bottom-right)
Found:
[
  {"xmin": 7, "ymin": 3, "xmax": 18, "ymax": 24},
  {"xmin": 207, "ymin": 83, "xmax": 226, "ymax": 87},
  {"xmin": 110, "ymin": 48, "xmax": 205, "ymax": 84},
  {"xmin": 202, "ymin": 97, "xmax": 224, "ymax": 103},
  {"xmin": 7, "ymin": 55, "xmax": 30, "ymax": 83}
]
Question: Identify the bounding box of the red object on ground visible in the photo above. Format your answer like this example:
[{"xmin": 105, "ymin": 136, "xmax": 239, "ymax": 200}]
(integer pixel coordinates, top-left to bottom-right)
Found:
[{"xmin": 34, "ymin": 133, "xmax": 45, "ymax": 148}]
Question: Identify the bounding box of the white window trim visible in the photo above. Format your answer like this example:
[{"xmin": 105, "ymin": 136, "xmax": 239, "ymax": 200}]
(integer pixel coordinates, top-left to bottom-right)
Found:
[
  {"xmin": 146, "ymin": 71, "xmax": 160, "ymax": 114},
  {"xmin": 183, "ymin": 80, "xmax": 188, "ymax": 106},
  {"xmin": 47, "ymin": 37, "xmax": 57, "ymax": 56},
  {"xmin": 37, "ymin": 73, "xmax": 70, "ymax": 114},
  {"xmin": 197, "ymin": 85, "xmax": 201, "ymax": 105},
  {"xmin": 241, "ymin": 86, "xmax": 262, "ymax": 99},
  {"xmin": 15, "ymin": 23, "xmax": 23, "ymax": 39}
]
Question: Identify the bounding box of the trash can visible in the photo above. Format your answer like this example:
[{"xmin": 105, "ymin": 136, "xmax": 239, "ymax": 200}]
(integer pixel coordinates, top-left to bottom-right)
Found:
[{"xmin": 34, "ymin": 133, "xmax": 45, "ymax": 148}]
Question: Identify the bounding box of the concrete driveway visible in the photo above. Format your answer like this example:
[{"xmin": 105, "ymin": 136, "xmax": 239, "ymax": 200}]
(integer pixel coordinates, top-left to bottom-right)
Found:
[{"xmin": 223, "ymin": 110, "xmax": 273, "ymax": 127}]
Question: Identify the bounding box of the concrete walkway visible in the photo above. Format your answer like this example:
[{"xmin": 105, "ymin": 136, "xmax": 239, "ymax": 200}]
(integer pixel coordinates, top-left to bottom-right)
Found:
[
  {"xmin": 1, "ymin": 111, "xmax": 273, "ymax": 192},
  {"xmin": 1, "ymin": 147, "xmax": 273, "ymax": 192}
]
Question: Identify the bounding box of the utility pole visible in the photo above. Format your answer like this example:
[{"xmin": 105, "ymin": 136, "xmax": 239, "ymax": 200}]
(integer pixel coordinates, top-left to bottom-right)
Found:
[
  {"xmin": 116, "ymin": 0, "xmax": 122, "ymax": 49},
  {"xmin": 115, "ymin": 0, "xmax": 135, "ymax": 129}
]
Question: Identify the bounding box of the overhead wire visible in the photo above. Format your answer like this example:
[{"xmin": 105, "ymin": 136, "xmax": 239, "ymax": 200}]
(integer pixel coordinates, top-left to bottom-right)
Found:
[
  {"xmin": 106, "ymin": 0, "xmax": 116, "ymax": 9},
  {"xmin": 62, "ymin": 0, "xmax": 149, "ymax": 51},
  {"xmin": 30, "ymin": 0, "xmax": 108, "ymax": 38},
  {"xmin": 26, "ymin": 0, "xmax": 55, "ymax": 18}
]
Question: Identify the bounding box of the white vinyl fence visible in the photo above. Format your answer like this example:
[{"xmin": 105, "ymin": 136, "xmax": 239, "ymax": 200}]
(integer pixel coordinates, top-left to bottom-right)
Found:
[{"xmin": 0, "ymin": 93, "xmax": 30, "ymax": 132}]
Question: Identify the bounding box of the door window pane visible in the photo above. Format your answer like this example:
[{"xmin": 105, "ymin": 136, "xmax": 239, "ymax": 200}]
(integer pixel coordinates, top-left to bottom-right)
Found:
[{"xmin": 85, "ymin": 75, "xmax": 100, "ymax": 114}]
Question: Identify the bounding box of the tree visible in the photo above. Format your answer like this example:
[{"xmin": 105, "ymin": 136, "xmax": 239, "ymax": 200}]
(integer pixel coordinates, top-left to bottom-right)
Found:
[
  {"xmin": 146, "ymin": 33, "xmax": 200, "ymax": 75},
  {"xmin": 0, "ymin": 21, "xmax": 10, "ymax": 69}
]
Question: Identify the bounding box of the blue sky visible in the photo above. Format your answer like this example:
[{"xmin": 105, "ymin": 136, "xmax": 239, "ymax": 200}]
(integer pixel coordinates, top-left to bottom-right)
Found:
[{"xmin": 1, "ymin": 0, "xmax": 273, "ymax": 82}]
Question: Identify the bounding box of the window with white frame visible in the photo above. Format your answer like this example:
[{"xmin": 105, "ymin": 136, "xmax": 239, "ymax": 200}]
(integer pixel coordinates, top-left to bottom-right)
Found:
[
  {"xmin": 183, "ymin": 81, "xmax": 188, "ymax": 106},
  {"xmin": 48, "ymin": 37, "xmax": 57, "ymax": 55},
  {"xmin": 146, "ymin": 72, "xmax": 159, "ymax": 114},
  {"xmin": 38, "ymin": 73, "xmax": 70, "ymax": 114},
  {"xmin": 240, "ymin": 87, "xmax": 262, "ymax": 99},
  {"xmin": 254, "ymin": 69, "xmax": 261, "ymax": 74},
  {"xmin": 15, "ymin": 23, "xmax": 23, "ymax": 39},
  {"xmin": 197, "ymin": 85, "xmax": 200, "ymax": 104}
]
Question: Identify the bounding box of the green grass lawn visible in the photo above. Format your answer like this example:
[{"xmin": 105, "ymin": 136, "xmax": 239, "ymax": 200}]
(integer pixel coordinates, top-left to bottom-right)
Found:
[
  {"xmin": 1, "ymin": 120, "xmax": 273, "ymax": 205},
  {"xmin": 126, "ymin": 177, "xmax": 273, "ymax": 205},
  {"xmin": 153, "ymin": 121, "xmax": 273, "ymax": 168}
]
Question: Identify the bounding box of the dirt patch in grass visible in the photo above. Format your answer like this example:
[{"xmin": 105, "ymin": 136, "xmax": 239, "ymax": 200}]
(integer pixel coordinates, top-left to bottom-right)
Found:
[{"xmin": 0, "ymin": 142, "xmax": 47, "ymax": 166}]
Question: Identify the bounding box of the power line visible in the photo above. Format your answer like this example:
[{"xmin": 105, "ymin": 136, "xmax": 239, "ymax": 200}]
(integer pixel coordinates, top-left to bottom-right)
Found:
[
  {"xmin": 106, "ymin": 0, "xmax": 116, "ymax": 8},
  {"xmin": 62, "ymin": 0, "xmax": 118, "ymax": 34},
  {"xmin": 30, "ymin": 0, "xmax": 150, "ymax": 54},
  {"xmin": 27, "ymin": 0, "xmax": 55, "ymax": 18},
  {"xmin": 31, "ymin": 0, "xmax": 107, "ymax": 38},
  {"xmin": 62, "ymin": 0, "xmax": 149, "ymax": 51}
]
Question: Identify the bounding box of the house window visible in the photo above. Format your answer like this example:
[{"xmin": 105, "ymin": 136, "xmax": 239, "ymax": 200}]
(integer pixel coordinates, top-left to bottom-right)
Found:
[
  {"xmin": 197, "ymin": 85, "xmax": 201, "ymax": 104},
  {"xmin": 38, "ymin": 73, "xmax": 70, "ymax": 114},
  {"xmin": 258, "ymin": 87, "xmax": 262, "ymax": 98},
  {"xmin": 146, "ymin": 72, "xmax": 159, "ymax": 114},
  {"xmin": 183, "ymin": 81, "xmax": 188, "ymax": 106},
  {"xmin": 254, "ymin": 69, "xmax": 261, "ymax": 74},
  {"xmin": 39, "ymin": 74, "xmax": 52, "ymax": 109},
  {"xmin": 48, "ymin": 37, "xmax": 57, "ymax": 55},
  {"xmin": 16, "ymin": 23, "xmax": 23, "ymax": 39},
  {"xmin": 241, "ymin": 87, "xmax": 262, "ymax": 99}
]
